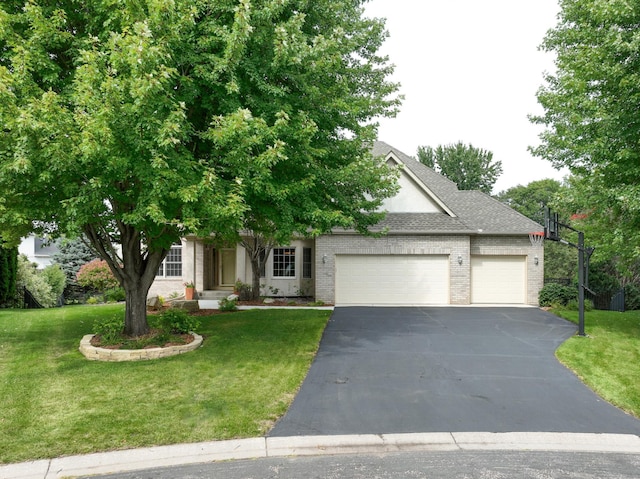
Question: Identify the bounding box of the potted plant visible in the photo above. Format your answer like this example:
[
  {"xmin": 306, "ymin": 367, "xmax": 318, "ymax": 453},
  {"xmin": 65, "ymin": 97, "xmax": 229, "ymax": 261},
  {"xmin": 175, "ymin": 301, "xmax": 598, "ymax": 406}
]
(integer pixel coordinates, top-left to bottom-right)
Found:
[{"xmin": 184, "ymin": 281, "xmax": 195, "ymax": 300}]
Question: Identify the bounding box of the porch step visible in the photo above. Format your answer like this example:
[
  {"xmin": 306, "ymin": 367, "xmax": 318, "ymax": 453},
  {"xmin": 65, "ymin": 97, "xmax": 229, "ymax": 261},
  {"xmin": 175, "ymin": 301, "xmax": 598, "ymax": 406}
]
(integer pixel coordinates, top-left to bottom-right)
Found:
[{"xmin": 197, "ymin": 290, "xmax": 232, "ymax": 300}]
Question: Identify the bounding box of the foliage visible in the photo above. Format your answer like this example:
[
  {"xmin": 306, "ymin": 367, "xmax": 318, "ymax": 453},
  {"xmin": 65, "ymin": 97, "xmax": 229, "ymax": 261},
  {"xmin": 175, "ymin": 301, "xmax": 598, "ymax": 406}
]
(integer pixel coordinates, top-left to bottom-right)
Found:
[
  {"xmin": 41, "ymin": 264, "xmax": 66, "ymax": 300},
  {"xmin": 495, "ymin": 179, "xmax": 564, "ymax": 225},
  {"xmin": 539, "ymin": 283, "xmax": 577, "ymax": 307},
  {"xmin": 494, "ymin": 179, "xmax": 576, "ymax": 282},
  {"xmin": 93, "ymin": 313, "xmax": 125, "ymax": 344},
  {"xmin": 531, "ymin": 0, "xmax": 640, "ymax": 271},
  {"xmin": 0, "ymin": 305, "xmax": 330, "ymax": 463},
  {"xmin": 76, "ymin": 259, "xmax": 119, "ymax": 292},
  {"xmin": 234, "ymin": 279, "xmax": 253, "ymax": 301},
  {"xmin": 104, "ymin": 287, "xmax": 126, "ymax": 303},
  {"xmin": 554, "ymin": 309, "xmax": 640, "ymax": 418},
  {"xmin": 624, "ymin": 284, "xmax": 640, "ymax": 311},
  {"xmin": 416, "ymin": 142, "xmax": 502, "ymax": 193},
  {"xmin": 219, "ymin": 296, "xmax": 239, "ymax": 312},
  {"xmin": 565, "ymin": 298, "xmax": 593, "ymax": 312},
  {"xmin": 52, "ymin": 237, "xmax": 98, "ymax": 285},
  {"xmin": 156, "ymin": 307, "xmax": 200, "ymax": 334},
  {"xmin": 0, "ymin": 243, "xmax": 17, "ymax": 307},
  {"xmin": 0, "ymin": 0, "xmax": 400, "ymax": 335},
  {"xmin": 15, "ymin": 255, "xmax": 60, "ymax": 308}
]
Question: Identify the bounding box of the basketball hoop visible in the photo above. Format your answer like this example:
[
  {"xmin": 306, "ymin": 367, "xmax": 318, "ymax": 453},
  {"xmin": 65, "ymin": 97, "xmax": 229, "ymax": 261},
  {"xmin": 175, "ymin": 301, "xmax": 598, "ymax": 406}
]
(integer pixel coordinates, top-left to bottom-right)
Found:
[{"xmin": 529, "ymin": 231, "xmax": 545, "ymax": 248}]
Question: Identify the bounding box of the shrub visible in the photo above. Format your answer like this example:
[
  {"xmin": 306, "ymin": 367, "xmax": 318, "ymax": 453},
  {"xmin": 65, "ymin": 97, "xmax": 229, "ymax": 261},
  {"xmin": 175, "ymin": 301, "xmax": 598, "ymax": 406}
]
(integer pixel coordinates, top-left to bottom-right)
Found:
[
  {"xmin": 158, "ymin": 308, "xmax": 200, "ymax": 333},
  {"xmin": 0, "ymin": 244, "xmax": 17, "ymax": 307},
  {"xmin": 93, "ymin": 314, "xmax": 124, "ymax": 344},
  {"xmin": 539, "ymin": 283, "xmax": 577, "ymax": 307},
  {"xmin": 42, "ymin": 264, "xmax": 66, "ymax": 300},
  {"xmin": 234, "ymin": 280, "xmax": 253, "ymax": 301},
  {"xmin": 219, "ymin": 296, "xmax": 238, "ymax": 311},
  {"xmin": 76, "ymin": 259, "xmax": 119, "ymax": 292},
  {"xmin": 16, "ymin": 255, "xmax": 58, "ymax": 308},
  {"xmin": 565, "ymin": 298, "xmax": 594, "ymax": 311},
  {"xmin": 104, "ymin": 287, "xmax": 126, "ymax": 303},
  {"xmin": 624, "ymin": 283, "xmax": 640, "ymax": 311}
]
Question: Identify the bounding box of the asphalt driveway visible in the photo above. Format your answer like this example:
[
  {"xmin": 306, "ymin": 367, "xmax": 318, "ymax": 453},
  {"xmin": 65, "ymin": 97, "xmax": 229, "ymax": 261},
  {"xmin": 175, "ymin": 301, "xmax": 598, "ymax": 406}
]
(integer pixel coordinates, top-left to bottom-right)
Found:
[{"xmin": 269, "ymin": 307, "xmax": 640, "ymax": 436}]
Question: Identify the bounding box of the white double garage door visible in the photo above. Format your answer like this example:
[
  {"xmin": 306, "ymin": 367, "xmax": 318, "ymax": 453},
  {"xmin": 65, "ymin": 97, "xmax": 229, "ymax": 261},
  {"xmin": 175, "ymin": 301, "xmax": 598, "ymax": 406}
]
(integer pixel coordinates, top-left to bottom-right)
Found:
[{"xmin": 335, "ymin": 254, "xmax": 526, "ymax": 305}]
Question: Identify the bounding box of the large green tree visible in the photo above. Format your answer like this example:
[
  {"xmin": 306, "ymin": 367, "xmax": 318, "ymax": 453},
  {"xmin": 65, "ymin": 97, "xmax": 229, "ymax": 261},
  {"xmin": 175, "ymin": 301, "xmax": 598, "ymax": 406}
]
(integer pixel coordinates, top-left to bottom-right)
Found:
[
  {"xmin": 0, "ymin": 0, "xmax": 400, "ymax": 335},
  {"xmin": 530, "ymin": 0, "xmax": 640, "ymax": 270},
  {"xmin": 416, "ymin": 142, "xmax": 502, "ymax": 193}
]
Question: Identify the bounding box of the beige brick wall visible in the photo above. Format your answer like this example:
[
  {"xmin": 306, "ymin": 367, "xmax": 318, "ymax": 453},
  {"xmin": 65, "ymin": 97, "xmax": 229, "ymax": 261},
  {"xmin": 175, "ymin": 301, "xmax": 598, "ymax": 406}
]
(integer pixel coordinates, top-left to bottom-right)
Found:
[{"xmin": 316, "ymin": 234, "xmax": 543, "ymax": 306}]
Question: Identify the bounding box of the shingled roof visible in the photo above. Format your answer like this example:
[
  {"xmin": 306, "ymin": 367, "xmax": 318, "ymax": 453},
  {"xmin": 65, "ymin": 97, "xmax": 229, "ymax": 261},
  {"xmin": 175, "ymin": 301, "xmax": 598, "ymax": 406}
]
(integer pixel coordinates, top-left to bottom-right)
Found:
[{"xmin": 371, "ymin": 141, "xmax": 542, "ymax": 236}]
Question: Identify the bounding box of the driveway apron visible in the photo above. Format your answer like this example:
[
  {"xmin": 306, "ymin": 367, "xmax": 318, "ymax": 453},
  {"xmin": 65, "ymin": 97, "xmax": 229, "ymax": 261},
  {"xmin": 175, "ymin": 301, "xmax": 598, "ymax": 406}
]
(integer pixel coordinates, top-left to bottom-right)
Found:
[{"xmin": 269, "ymin": 307, "xmax": 640, "ymax": 437}]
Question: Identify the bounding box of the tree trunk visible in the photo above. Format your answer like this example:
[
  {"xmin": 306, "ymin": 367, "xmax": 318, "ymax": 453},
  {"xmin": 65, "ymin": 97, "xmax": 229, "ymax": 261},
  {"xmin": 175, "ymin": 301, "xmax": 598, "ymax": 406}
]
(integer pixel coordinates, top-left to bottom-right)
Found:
[
  {"xmin": 124, "ymin": 284, "xmax": 151, "ymax": 337},
  {"xmin": 251, "ymin": 257, "xmax": 262, "ymax": 301},
  {"xmin": 241, "ymin": 235, "xmax": 274, "ymax": 301},
  {"xmin": 84, "ymin": 222, "xmax": 169, "ymax": 338}
]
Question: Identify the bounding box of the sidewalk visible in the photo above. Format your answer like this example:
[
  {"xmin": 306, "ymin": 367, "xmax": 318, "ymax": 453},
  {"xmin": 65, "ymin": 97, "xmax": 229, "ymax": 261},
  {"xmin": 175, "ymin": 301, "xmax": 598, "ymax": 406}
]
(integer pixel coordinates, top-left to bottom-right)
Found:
[{"xmin": 3, "ymin": 432, "xmax": 640, "ymax": 479}]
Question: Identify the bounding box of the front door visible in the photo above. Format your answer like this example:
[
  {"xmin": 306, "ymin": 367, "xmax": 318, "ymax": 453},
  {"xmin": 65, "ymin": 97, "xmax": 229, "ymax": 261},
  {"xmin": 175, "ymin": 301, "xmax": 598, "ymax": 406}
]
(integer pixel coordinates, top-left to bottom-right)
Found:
[{"xmin": 219, "ymin": 248, "xmax": 236, "ymax": 287}]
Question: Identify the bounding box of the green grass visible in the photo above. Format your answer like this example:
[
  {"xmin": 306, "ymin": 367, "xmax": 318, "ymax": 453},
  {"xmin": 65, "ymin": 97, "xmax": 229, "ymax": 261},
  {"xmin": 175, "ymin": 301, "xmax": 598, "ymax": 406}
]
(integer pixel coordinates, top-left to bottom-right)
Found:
[
  {"xmin": 0, "ymin": 305, "xmax": 330, "ymax": 464},
  {"xmin": 554, "ymin": 309, "xmax": 640, "ymax": 419}
]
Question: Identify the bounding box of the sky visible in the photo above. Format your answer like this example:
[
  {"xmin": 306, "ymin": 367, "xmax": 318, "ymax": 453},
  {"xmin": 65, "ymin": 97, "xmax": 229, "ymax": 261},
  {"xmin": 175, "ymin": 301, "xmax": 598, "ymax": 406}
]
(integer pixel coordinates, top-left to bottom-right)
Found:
[{"xmin": 363, "ymin": 0, "xmax": 565, "ymax": 194}]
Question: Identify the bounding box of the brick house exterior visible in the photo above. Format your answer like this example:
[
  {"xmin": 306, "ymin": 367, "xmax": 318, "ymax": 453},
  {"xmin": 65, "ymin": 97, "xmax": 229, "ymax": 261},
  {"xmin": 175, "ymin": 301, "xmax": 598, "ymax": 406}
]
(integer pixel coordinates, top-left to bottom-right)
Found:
[{"xmin": 149, "ymin": 141, "xmax": 544, "ymax": 306}]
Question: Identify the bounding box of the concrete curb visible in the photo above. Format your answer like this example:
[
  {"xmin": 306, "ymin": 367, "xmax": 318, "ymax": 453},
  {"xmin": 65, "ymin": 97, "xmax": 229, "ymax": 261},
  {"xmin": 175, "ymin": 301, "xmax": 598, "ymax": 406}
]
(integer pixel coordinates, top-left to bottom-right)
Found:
[{"xmin": 2, "ymin": 432, "xmax": 640, "ymax": 479}]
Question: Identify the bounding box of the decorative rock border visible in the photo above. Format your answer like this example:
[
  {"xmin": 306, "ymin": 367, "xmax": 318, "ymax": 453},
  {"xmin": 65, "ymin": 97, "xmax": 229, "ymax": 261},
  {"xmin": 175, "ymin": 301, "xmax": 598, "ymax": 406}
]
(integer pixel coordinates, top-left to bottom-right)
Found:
[{"xmin": 79, "ymin": 333, "xmax": 203, "ymax": 362}]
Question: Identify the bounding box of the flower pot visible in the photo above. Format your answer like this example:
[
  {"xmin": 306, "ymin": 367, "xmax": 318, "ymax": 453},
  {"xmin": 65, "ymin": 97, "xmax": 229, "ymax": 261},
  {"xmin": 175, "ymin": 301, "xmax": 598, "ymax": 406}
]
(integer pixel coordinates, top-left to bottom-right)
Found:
[{"xmin": 185, "ymin": 287, "xmax": 195, "ymax": 300}]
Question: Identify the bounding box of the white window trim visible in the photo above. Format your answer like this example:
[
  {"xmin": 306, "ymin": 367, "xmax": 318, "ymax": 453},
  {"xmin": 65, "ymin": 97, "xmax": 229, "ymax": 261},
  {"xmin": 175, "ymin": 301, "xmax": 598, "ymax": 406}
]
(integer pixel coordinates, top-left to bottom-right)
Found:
[
  {"xmin": 157, "ymin": 245, "xmax": 183, "ymax": 278},
  {"xmin": 272, "ymin": 247, "xmax": 296, "ymax": 279}
]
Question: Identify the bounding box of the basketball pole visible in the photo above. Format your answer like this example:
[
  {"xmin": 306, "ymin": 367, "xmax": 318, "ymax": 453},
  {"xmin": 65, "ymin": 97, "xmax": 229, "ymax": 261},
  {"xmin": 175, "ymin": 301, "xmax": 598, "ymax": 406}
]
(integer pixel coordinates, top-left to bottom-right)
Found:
[{"xmin": 543, "ymin": 207, "xmax": 594, "ymax": 337}]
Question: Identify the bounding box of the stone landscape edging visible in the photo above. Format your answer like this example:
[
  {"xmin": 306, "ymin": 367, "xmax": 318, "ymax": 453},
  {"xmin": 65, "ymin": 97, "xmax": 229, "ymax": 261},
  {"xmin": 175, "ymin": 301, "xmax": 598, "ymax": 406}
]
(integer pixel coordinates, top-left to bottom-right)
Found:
[{"xmin": 79, "ymin": 333, "xmax": 203, "ymax": 362}]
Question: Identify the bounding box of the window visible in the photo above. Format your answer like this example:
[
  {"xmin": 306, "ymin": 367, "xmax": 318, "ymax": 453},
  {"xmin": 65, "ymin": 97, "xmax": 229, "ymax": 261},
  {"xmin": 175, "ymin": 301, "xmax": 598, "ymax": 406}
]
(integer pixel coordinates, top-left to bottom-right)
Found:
[
  {"xmin": 157, "ymin": 245, "xmax": 182, "ymax": 278},
  {"xmin": 303, "ymin": 247, "xmax": 312, "ymax": 279},
  {"xmin": 273, "ymin": 247, "xmax": 295, "ymax": 277}
]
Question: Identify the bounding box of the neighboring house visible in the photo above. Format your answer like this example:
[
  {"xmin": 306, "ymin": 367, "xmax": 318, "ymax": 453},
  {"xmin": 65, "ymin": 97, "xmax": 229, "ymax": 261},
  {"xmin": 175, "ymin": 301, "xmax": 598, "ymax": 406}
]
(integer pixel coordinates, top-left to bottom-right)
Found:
[
  {"xmin": 149, "ymin": 141, "xmax": 544, "ymax": 305},
  {"xmin": 18, "ymin": 234, "xmax": 60, "ymax": 269}
]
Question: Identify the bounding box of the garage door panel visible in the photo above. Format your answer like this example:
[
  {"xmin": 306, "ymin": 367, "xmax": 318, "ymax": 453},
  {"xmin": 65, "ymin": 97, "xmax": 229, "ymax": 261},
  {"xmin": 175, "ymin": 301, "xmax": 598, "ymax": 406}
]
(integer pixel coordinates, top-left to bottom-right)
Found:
[
  {"xmin": 471, "ymin": 256, "xmax": 526, "ymax": 304},
  {"xmin": 335, "ymin": 255, "xmax": 449, "ymax": 305}
]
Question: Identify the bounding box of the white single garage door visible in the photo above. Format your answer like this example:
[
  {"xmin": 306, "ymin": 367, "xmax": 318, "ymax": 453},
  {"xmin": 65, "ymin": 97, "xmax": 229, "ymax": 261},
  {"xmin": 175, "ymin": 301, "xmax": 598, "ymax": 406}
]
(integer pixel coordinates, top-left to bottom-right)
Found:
[
  {"xmin": 335, "ymin": 254, "xmax": 449, "ymax": 305},
  {"xmin": 471, "ymin": 255, "xmax": 526, "ymax": 304}
]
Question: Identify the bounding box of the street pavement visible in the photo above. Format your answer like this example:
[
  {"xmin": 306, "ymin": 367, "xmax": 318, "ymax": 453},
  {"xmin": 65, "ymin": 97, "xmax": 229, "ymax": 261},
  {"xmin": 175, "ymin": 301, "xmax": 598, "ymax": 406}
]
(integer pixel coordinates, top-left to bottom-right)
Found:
[{"xmin": 3, "ymin": 306, "xmax": 640, "ymax": 478}]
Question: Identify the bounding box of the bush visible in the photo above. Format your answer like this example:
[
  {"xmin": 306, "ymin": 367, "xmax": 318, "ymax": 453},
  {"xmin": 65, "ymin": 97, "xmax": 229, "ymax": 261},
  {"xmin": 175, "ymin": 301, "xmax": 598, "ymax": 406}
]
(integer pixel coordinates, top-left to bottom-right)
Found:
[
  {"xmin": 157, "ymin": 308, "xmax": 200, "ymax": 333},
  {"xmin": 219, "ymin": 296, "xmax": 238, "ymax": 311},
  {"xmin": 42, "ymin": 264, "xmax": 66, "ymax": 300},
  {"xmin": 104, "ymin": 287, "xmax": 126, "ymax": 303},
  {"xmin": 16, "ymin": 255, "xmax": 58, "ymax": 308},
  {"xmin": 539, "ymin": 283, "xmax": 577, "ymax": 307},
  {"xmin": 0, "ymin": 245, "xmax": 17, "ymax": 307},
  {"xmin": 93, "ymin": 314, "xmax": 124, "ymax": 344},
  {"xmin": 234, "ymin": 280, "xmax": 253, "ymax": 301},
  {"xmin": 624, "ymin": 283, "xmax": 640, "ymax": 311},
  {"xmin": 76, "ymin": 259, "xmax": 119, "ymax": 292}
]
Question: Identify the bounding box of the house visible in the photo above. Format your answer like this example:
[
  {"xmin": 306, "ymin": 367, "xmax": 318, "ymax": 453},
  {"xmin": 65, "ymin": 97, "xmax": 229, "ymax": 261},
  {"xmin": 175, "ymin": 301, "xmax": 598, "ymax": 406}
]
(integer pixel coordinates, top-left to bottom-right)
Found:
[
  {"xmin": 18, "ymin": 234, "xmax": 60, "ymax": 269},
  {"xmin": 148, "ymin": 141, "xmax": 544, "ymax": 305}
]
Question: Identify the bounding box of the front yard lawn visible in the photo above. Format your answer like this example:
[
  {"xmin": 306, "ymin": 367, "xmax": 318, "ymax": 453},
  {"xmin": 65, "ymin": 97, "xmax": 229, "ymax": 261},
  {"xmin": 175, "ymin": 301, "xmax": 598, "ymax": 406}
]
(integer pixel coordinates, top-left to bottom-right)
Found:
[
  {"xmin": 0, "ymin": 305, "xmax": 330, "ymax": 464},
  {"xmin": 554, "ymin": 309, "xmax": 640, "ymax": 419}
]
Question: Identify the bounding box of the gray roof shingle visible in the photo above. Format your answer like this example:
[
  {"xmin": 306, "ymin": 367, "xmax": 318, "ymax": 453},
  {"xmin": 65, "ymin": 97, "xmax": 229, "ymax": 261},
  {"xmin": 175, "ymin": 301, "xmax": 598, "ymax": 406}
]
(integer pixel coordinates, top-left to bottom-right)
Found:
[{"xmin": 370, "ymin": 141, "xmax": 542, "ymax": 236}]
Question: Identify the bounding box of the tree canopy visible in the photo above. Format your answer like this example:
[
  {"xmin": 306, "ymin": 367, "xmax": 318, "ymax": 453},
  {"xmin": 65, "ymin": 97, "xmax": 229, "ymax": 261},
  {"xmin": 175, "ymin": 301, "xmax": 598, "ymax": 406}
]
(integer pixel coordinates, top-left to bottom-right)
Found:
[
  {"xmin": 0, "ymin": 0, "xmax": 400, "ymax": 335},
  {"xmin": 530, "ymin": 0, "xmax": 640, "ymax": 269},
  {"xmin": 416, "ymin": 142, "xmax": 502, "ymax": 194},
  {"xmin": 495, "ymin": 179, "xmax": 564, "ymax": 226}
]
